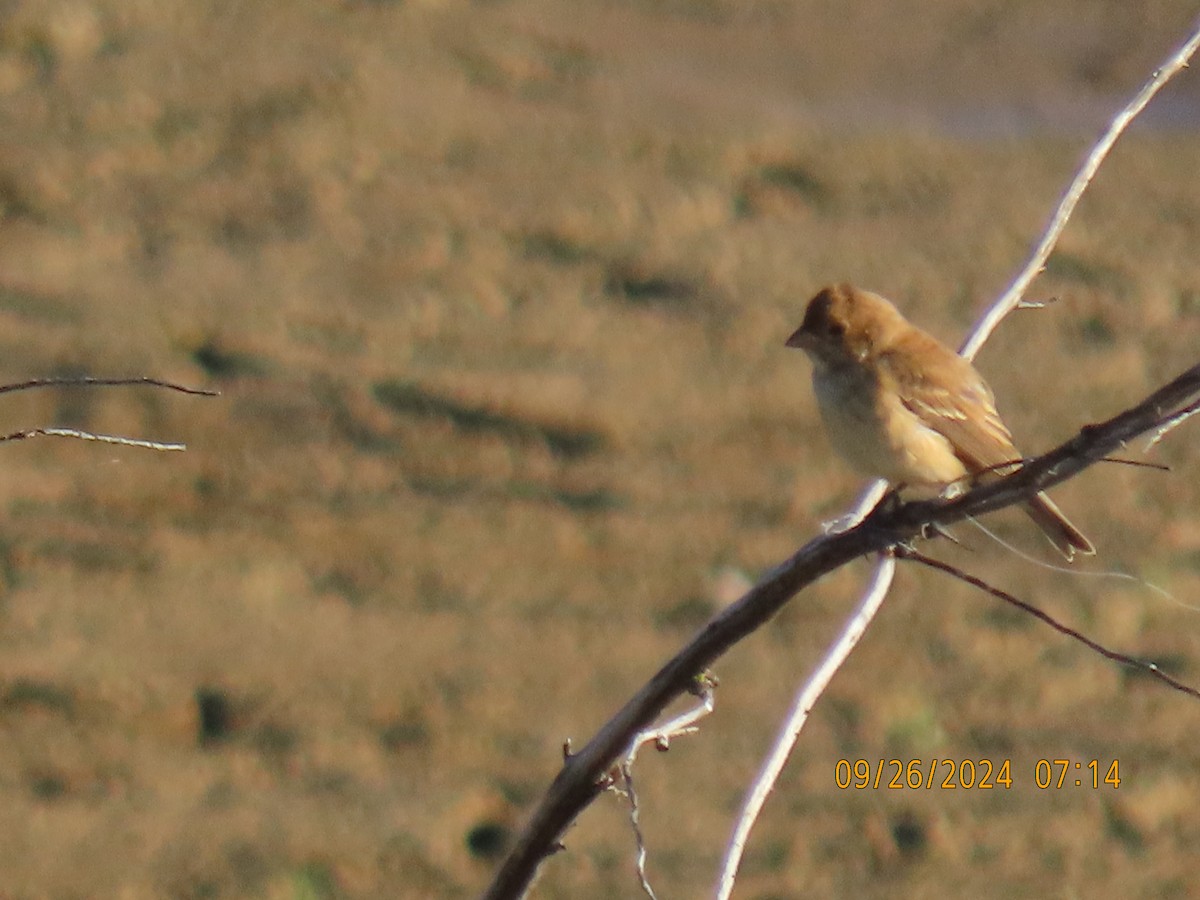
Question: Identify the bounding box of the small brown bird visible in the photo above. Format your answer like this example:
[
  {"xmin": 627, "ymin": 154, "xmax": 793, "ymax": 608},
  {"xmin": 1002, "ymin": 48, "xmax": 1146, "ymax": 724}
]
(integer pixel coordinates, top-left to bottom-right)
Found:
[{"xmin": 786, "ymin": 283, "xmax": 1094, "ymax": 559}]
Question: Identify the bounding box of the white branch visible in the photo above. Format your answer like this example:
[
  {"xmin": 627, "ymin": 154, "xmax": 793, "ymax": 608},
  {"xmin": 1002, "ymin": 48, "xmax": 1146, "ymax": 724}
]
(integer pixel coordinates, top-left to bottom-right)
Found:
[
  {"xmin": 715, "ymin": 555, "xmax": 894, "ymax": 900},
  {"xmin": 0, "ymin": 427, "xmax": 187, "ymax": 451}
]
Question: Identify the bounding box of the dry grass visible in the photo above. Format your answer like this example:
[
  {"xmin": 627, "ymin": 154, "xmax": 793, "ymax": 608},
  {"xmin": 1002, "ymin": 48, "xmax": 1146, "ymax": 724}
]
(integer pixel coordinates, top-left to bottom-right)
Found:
[{"xmin": 0, "ymin": 1, "xmax": 1198, "ymax": 897}]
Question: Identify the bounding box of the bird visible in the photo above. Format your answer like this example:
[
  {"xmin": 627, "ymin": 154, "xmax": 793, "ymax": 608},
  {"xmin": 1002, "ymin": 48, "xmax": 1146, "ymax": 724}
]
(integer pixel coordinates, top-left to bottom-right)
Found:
[{"xmin": 785, "ymin": 283, "xmax": 1094, "ymax": 559}]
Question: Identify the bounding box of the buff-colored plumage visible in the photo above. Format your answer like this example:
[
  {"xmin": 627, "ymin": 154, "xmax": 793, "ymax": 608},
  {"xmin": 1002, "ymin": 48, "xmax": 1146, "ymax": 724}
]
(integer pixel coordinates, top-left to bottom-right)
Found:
[{"xmin": 787, "ymin": 283, "xmax": 1094, "ymax": 559}]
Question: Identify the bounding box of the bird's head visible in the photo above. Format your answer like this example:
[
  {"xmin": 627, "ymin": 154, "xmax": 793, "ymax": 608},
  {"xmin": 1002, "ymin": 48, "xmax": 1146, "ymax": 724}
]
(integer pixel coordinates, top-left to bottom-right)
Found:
[{"xmin": 786, "ymin": 283, "xmax": 908, "ymax": 365}]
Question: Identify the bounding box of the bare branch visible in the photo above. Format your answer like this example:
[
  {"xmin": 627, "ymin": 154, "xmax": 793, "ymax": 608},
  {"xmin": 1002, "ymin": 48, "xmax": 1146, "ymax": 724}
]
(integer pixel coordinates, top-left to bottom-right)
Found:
[
  {"xmin": 0, "ymin": 427, "xmax": 188, "ymax": 452},
  {"xmin": 624, "ymin": 673, "xmax": 716, "ymax": 764},
  {"xmin": 1097, "ymin": 456, "xmax": 1170, "ymax": 472},
  {"xmin": 896, "ymin": 546, "xmax": 1200, "ymax": 701},
  {"xmin": 616, "ymin": 764, "xmax": 658, "ymax": 900},
  {"xmin": 0, "ymin": 375, "xmax": 219, "ymax": 454},
  {"xmin": 0, "ymin": 376, "xmax": 219, "ymax": 397},
  {"xmin": 482, "ymin": 361, "xmax": 1200, "ymax": 899},
  {"xmin": 608, "ymin": 675, "xmax": 715, "ymax": 897}
]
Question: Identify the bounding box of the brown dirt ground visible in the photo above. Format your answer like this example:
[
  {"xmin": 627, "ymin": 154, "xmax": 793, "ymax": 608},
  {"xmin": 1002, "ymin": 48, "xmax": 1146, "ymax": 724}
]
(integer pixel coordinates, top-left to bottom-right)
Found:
[{"xmin": 1, "ymin": 1, "xmax": 1199, "ymax": 897}]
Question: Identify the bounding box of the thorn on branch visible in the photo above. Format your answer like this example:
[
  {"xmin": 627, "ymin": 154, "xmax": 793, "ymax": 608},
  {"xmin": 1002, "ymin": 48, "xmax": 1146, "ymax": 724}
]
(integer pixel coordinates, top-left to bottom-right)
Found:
[
  {"xmin": 919, "ymin": 521, "xmax": 967, "ymax": 548},
  {"xmin": 1016, "ymin": 295, "xmax": 1059, "ymax": 309},
  {"xmin": 1099, "ymin": 456, "xmax": 1170, "ymax": 472}
]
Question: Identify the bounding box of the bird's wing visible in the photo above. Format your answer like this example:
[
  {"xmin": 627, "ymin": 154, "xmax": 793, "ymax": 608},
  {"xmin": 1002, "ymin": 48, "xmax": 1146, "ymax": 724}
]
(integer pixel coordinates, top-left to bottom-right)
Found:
[{"xmin": 878, "ymin": 338, "xmax": 1021, "ymax": 473}]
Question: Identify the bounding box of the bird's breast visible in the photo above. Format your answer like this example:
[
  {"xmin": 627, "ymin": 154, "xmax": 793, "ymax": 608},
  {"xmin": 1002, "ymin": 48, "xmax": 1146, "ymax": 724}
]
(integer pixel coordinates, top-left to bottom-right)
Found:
[{"xmin": 811, "ymin": 363, "xmax": 967, "ymax": 486}]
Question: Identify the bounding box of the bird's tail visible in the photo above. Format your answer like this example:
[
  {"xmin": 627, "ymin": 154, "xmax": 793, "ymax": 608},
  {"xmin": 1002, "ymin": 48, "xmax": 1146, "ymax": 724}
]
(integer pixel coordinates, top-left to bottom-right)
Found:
[{"xmin": 1023, "ymin": 492, "xmax": 1095, "ymax": 560}]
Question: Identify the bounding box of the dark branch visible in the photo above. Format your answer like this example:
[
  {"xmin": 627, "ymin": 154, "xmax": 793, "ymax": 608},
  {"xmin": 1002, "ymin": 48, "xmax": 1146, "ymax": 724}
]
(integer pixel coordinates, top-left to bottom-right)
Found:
[
  {"xmin": 0, "ymin": 376, "xmax": 219, "ymax": 397},
  {"xmin": 895, "ymin": 546, "xmax": 1200, "ymax": 700},
  {"xmin": 1097, "ymin": 457, "xmax": 1170, "ymax": 471},
  {"xmin": 482, "ymin": 361, "xmax": 1200, "ymax": 900}
]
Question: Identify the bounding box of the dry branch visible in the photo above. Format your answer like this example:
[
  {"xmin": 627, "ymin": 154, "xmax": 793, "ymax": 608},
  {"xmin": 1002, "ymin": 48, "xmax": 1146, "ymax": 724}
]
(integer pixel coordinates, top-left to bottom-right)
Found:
[
  {"xmin": 0, "ymin": 375, "xmax": 218, "ymax": 397},
  {"xmin": 483, "ymin": 362, "xmax": 1200, "ymax": 899},
  {"xmin": 0, "ymin": 375, "xmax": 218, "ymax": 452},
  {"xmin": 897, "ymin": 547, "xmax": 1200, "ymax": 700}
]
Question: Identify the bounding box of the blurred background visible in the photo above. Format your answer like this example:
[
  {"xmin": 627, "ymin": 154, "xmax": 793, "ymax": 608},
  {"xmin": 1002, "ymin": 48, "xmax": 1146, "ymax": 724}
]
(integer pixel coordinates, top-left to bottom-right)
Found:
[{"xmin": 0, "ymin": 1, "xmax": 1198, "ymax": 897}]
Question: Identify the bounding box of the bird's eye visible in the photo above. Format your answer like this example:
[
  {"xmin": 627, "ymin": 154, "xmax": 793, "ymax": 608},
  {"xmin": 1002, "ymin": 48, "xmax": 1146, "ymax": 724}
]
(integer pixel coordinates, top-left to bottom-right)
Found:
[{"xmin": 826, "ymin": 321, "xmax": 845, "ymax": 337}]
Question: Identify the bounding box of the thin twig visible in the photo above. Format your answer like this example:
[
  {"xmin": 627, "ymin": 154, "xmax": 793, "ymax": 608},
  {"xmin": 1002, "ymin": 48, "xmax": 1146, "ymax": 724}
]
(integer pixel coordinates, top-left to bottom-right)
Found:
[
  {"xmin": 0, "ymin": 427, "xmax": 187, "ymax": 452},
  {"xmin": 624, "ymin": 674, "xmax": 717, "ymax": 763},
  {"xmin": 0, "ymin": 376, "xmax": 219, "ymax": 397},
  {"xmin": 896, "ymin": 546, "xmax": 1200, "ymax": 701},
  {"xmin": 618, "ymin": 764, "xmax": 658, "ymax": 900},
  {"xmin": 613, "ymin": 674, "xmax": 715, "ymax": 897},
  {"xmin": 0, "ymin": 375, "xmax": 217, "ymax": 453},
  {"xmin": 1098, "ymin": 456, "xmax": 1170, "ymax": 472}
]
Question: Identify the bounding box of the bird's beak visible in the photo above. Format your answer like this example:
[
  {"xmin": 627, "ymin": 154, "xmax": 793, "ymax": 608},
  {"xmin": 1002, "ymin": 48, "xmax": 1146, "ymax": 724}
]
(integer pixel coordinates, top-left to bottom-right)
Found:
[{"xmin": 784, "ymin": 324, "xmax": 811, "ymax": 349}]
